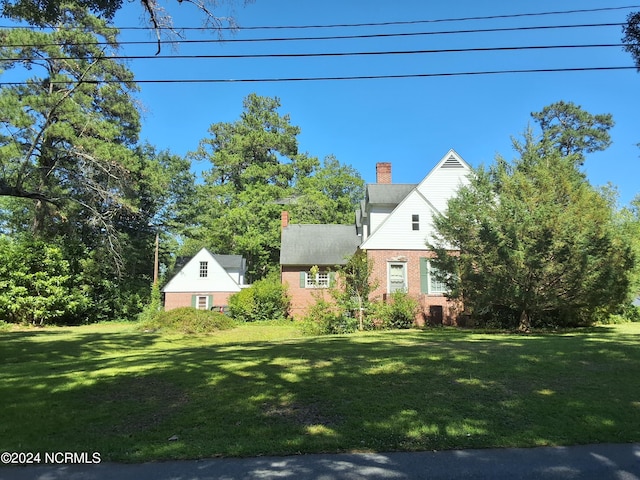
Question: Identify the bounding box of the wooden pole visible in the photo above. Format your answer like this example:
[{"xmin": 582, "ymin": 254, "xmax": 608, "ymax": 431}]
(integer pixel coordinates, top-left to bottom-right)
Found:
[{"xmin": 153, "ymin": 231, "xmax": 159, "ymax": 286}]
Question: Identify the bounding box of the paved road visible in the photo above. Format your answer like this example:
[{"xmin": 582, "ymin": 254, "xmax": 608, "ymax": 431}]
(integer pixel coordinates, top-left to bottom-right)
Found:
[{"xmin": 1, "ymin": 443, "xmax": 639, "ymax": 480}]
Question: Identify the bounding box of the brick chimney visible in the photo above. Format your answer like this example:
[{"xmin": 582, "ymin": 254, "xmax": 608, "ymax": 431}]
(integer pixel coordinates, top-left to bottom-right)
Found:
[
  {"xmin": 376, "ymin": 162, "xmax": 392, "ymax": 184},
  {"xmin": 281, "ymin": 210, "xmax": 289, "ymax": 230}
]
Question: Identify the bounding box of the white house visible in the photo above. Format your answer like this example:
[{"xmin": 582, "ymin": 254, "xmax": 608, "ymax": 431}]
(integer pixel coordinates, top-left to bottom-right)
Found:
[{"xmin": 162, "ymin": 248, "xmax": 247, "ymax": 311}]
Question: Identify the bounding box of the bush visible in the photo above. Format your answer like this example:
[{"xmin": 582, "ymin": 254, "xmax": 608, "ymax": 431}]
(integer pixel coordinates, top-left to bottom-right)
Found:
[
  {"xmin": 139, "ymin": 307, "xmax": 236, "ymax": 334},
  {"xmin": 301, "ymin": 298, "xmax": 358, "ymax": 335},
  {"xmin": 228, "ymin": 275, "xmax": 290, "ymax": 322},
  {"xmin": 372, "ymin": 291, "xmax": 419, "ymax": 329}
]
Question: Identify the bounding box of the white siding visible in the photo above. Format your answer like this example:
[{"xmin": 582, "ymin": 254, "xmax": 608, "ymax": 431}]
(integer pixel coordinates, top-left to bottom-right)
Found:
[
  {"xmin": 360, "ymin": 150, "xmax": 471, "ymax": 251},
  {"xmin": 417, "ymin": 151, "xmax": 471, "ymax": 214},
  {"xmin": 368, "ymin": 206, "xmax": 394, "ymax": 236},
  {"xmin": 360, "ymin": 191, "xmax": 437, "ymax": 250},
  {"xmin": 163, "ymin": 248, "xmax": 242, "ymax": 293}
]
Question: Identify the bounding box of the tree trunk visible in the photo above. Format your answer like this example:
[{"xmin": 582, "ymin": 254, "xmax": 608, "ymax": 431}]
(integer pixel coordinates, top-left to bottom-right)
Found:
[{"xmin": 518, "ymin": 309, "xmax": 531, "ymax": 333}]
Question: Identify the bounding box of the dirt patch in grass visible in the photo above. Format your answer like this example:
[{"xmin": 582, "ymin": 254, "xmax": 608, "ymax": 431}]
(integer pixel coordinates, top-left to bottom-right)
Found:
[{"xmin": 262, "ymin": 401, "xmax": 341, "ymax": 428}]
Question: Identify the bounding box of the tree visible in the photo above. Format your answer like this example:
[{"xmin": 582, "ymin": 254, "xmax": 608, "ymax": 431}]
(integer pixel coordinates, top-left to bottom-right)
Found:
[
  {"xmin": 623, "ymin": 12, "xmax": 640, "ymax": 70},
  {"xmin": 531, "ymin": 101, "xmax": 614, "ymax": 165},
  {"xmin": 1, "ymin": 0, "xmax": 249, "ymax": 54},
  {"xmin": 188, "ymin": 94, "xmax": 363, "ymax": 281},
  {"xmin": 0, "ymin": 6, "xmax": 140, "ymax": 266},
  {"xmin": 429, "ymin": 130, "xmax": 634, "ymax": 331},
  {"xmin": 336, "ymin": 249, "xmax": 376, "ymax": 330}
]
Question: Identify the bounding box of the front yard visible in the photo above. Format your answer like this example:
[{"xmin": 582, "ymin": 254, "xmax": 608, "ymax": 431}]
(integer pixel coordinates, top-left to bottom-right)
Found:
[{"xmin": 1, "ymin": 322, "xmax": 638, "ymax": 461}]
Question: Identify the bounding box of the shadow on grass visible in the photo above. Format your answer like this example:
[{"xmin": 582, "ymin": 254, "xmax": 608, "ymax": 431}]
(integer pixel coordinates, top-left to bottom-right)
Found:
[{"xmin": 0, "ymin": 325, "xmax": 638, "ymax": 461}]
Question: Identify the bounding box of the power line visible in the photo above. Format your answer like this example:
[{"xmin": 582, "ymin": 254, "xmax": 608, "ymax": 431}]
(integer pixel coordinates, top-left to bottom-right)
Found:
[
  {"xmin": 0, "ymin": 66, "xmax": 634, "ymax": 85},
  {"xmin": 0, "ymin": 22, "xmax": 625, "ymax": 48},
  {"xmin": 0, "ymin": 44, "xmax": 626, "ymax": 62},
  {"xmin": 0, "ymin": 5, "xmax": 637, "ymax": 31}
]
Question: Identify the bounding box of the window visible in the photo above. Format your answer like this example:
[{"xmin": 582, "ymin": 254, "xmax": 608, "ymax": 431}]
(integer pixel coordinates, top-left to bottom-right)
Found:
[
  {"xmin": 199, "ymin": 261, "xmax": 208, "ymax": 278},
  {"xmin": 412, "ymin": 214, "xmax": 420, "ymax": 231},
  {"xmin": 388, "ymin": 262, "xmax": 407, "ymax": 292},
  {"xmin": 420, "ymin": 258, "xmax": 448, "ymax": 294},
  {"xmin": 305, "ymin": 271, "xmax": 330, "ymax": 288},
  {"xmin": 197, "ymin": 296, "xmax": 208, "ymax": 310}
]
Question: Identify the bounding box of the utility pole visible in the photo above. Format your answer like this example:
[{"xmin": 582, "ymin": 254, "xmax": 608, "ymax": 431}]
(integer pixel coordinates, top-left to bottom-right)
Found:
[{"xmin": 153, "ymin": 230, "xmax": 159, "ymax": 286}]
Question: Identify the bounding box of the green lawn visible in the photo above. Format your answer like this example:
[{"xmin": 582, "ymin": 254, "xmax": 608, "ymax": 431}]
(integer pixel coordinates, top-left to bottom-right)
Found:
[{"xmin": 1, "ymin": 322, "xmax": 639, "ymax": 462}]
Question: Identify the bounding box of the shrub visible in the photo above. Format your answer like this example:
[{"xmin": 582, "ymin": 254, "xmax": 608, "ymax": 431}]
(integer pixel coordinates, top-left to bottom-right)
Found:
[
  {"xmin": 137, "ymin": 283, "xmax": 163, "ymax": 324},
  {"xmin": 140, "ymin": 307, "xmax": 236, "ymax": 334},
  {"xmin": 228, "ymin": 274, "xmax": 290, "ymax": 322},
  {"xmin": 301, "ymin": 298, "xmax": 358, "ymax": 335},
  {"xmin": 372, "ymin": 291, "xmax": 419, "ymax": 329}
]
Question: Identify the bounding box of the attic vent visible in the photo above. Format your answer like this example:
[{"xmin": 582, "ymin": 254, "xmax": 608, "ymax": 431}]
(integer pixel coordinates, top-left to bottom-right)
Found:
[{"xmin": 441, "ymin": 155, "xmax": 464, "ymax": 168}]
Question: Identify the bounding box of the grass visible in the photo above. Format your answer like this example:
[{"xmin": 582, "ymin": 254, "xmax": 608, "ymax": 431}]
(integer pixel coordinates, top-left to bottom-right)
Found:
[{"xmin": 1, "ymin": 321, "xmax": 639, "ymax": 462}]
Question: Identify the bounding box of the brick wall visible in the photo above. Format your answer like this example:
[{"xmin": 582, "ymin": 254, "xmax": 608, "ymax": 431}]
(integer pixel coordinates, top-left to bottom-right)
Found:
[
  {"xmin": 282, "ymin": 266, "xmax": 337, "ymax": 319},
  {"xmin": 366, "ymin": 249, "xmax": 462, "ymax": 326},
  {"xmin": 164, "ymin": 291, "xmax": 235, "ymax": 311}
]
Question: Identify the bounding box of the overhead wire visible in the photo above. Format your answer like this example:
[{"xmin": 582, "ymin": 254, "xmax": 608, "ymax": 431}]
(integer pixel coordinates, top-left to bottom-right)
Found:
[
  {"xmin": 0, "ymin": 4, "xmax": 637, "ymax": 31},
  {"xmin": 0, "ymin": 43, "xmax": 627, "ymax": 62},
  {"xmin": 0, "ymin": 67, "xmax": 635, "ymax": 86},
  {"xmin": 0, "ymin": 5, "xmax": 635, "ymax": 85},
  {"xmin": 0, "ymin": 23, "xmax": 627, "ymax": 48}
]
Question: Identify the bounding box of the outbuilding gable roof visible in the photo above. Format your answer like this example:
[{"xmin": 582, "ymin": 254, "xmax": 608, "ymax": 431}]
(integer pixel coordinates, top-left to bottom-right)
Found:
[{"xmin": 280, "ymin": 224, "xmax": 361, "ymax": 266}]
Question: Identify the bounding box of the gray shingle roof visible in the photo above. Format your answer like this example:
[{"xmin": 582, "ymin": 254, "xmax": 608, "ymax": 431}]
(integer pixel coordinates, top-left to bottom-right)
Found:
[
  {"xmin": 367, "ymin": 183, "xmax": 416, "ymax": 205},
  {"xmin": 280, "ymin": 224, "xmax": 361, "ymax": 266},
  {"xmin": 212, "ymin": 254, "xmax": 244, "ymax": 270}
]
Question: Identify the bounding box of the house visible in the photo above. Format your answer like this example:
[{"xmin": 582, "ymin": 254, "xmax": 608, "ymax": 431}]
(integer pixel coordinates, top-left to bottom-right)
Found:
[
  {"xmin": 280, "ymin": 211, "xmax": 361, "ymax": 318},
  {"xmin": 280, "ymin": 149, "xmax": 471, "ymax": 324},
  {"xmin": 162, "ymin": 247, "xmax": 247, "ymax": 311}
]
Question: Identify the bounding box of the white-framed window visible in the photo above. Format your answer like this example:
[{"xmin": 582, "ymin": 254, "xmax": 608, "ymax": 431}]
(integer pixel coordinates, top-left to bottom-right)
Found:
[
  {"xmin": 199, "ymin": 261, "xmax": 208, "ymax": 278},
  {"xmin": 420, "ymin": 258, "xmax": 449, "ymax": 294},
  {"xmin": 197, "ymin": 296, "xmax": 209, "ymax": 310},
  {"xmin": 388, "ymin": 262, "xmax": 407, "ymax": 293},
  {"xmin": 305, "ymin": 271, "xmax": 330, "ymax": 288},
  {"xmin": 412, "ymin": 214, "xmax": 420, "ymax": 231}
]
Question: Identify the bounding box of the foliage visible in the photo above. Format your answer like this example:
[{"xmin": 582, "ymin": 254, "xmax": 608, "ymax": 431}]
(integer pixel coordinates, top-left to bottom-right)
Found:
[
  {"xmin": 531, "ymin": 100, "xmax": 613, "ymax": 164},
  {"xmin": 0, "ymin": 11, "xmax": 197, "ymax": 323},
  {"xmin": 430, "ymin": 127, "xmax": 634, "ymax": 331},
  {"xmin": 369, "ymin": 291, "xmax": 420, "ymax": 330},
  {"xmin": 623, "ymin": 11, "xmax": 640, "ymax": 70},
  {"xmin": 0, "ymin": 236, "xmax": 87, "ymax": 324},
  {"xmin": 0, "ymin": 0, "xmax": 246, "ymax": 55},
  {"xmin": 301, "ymin": 297, "xmax": 358, "ymax": 335},
  {"xmin": 228, "ymin": 273, "xmax": 291, "ymax": 322},
  {"xmin": 139, "ymin": 307, "xmax": 235, "ymax": 334},
  {"xmin": 333, "ymin": 250, "xmax": 376, "ymax": 330},
  {"xmin": 188, "ymin": 94, "xmax": 363, "ymax": 281},
  {"xmin": 0, "ymin": 7, "xmax": 140, "ymax": 252},
  {"xmin": 137, "ymin": 282, "xmax": 163, "ymax": 324}
]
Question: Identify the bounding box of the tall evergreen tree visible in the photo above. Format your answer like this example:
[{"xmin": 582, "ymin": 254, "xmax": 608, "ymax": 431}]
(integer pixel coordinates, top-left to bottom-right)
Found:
[
  {"xmin": 188, "ymin": 94, "xmax": 363, "ymax": 281},
  {"xmin": 430, "ymin": 130, "xmax": 634, "ymax": 331}
]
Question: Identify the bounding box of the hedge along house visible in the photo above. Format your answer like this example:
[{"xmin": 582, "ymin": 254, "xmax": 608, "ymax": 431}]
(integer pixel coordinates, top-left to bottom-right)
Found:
[
  {"xmin": 162, "ymin": 247, "xmax": 247, "ymax": 311},
  {"xmin": 280, "ymin": 150, "xmax": 471, "ymax": 325}
]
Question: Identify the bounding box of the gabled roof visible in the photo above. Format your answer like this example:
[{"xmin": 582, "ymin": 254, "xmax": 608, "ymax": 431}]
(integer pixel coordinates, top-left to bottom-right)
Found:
[
  {"xmin": 162, "ymin": 248, "xmax": 245, "ymax": 293},
  {"xmin": 213, "ymin": 254, "xmax": 244, "ymax": 270},
  {"xmin": 366, "ymin": 183, "xmax": 417, "ymax": 206},
  {"xmin": 360, "ymin": 149, "xmax": 471, "ymax": 250},
  {"xmin": 280, "ymin": 224, "xmax": 361, "ymax": 266}
]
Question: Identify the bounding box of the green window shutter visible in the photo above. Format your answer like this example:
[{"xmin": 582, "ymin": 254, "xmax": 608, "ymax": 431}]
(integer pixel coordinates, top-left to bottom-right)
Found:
[
  {"xmin": 208, "ymin": 295, "xmax": 214, "ymax": 309},
  {"xmin": 329, "ymin": 272, "xmax": 336, "ymax": 286},
  {"xmin": 191, "ymin": 295, "xmax": 197, "ymax": 308},
  {"xmin": 420, "ymin": 258, "xmax": 429, "ymax": 294},
  {"xmin": 300, "ymin": 271, "xmax": 306, "ymax": 288}
]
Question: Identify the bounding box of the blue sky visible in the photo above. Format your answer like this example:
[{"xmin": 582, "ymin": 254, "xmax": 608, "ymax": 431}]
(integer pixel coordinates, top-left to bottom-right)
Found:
[{"xmin": 111, "ymin": 1, "xmax": 640, "ymax": 206}]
